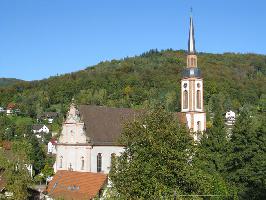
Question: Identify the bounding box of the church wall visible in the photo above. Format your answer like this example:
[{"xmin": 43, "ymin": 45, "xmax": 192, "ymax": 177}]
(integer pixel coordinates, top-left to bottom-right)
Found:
[
  {"xmin": 59, "ymin": 122, "xmax": 87, "ymax": 144},
  {"xmin": 90, "ymin": 146, "xmax": 125, "ymax": 174},
  {"xmin": 192, "ymin": 113, "xmax": 206, "ymax": 132},
  {"xmin": 55, "ymin": 144, "xmax": 91, "ymax": 172}
]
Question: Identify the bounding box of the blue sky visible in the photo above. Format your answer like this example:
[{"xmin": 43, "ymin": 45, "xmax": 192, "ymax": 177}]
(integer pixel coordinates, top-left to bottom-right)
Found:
[{"xmin": 0, "ymin": 0, "xmax": 265, "ymax": 81}]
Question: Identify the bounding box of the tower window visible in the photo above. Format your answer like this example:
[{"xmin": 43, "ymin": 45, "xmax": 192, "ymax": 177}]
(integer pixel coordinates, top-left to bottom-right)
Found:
[
  {"xmin": 197, "ymin": 121, "xmax": 201, "ymax": 132},
  {"xmin": 183, "ymin": 90, "xmax": 188, "ymax": 109},
  {"xmin": 81, "ymin": 156, "xmax": 85, "ymax": 170},
  {"xmin": 196, "ymin": 90, "xmax": 201, "ymax": 109},
  {"xmin": 97, "ymin": 153, "xmax": 102, "ymax": 172}
]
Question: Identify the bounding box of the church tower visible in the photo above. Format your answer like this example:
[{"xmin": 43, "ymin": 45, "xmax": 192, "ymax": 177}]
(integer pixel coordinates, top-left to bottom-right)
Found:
[{"xmin": 181, "ymin": 13, "xmax": 206, "ymax": 139}]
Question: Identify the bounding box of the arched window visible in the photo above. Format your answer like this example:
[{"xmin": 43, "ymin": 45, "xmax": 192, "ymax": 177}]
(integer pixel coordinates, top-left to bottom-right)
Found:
[
  {"xmin": 59, "ymin": 156, "xmax": 63, "ymax": 168},
  {"xmin": 197, "ymin": 90, "xmax": 201, "ymax": 109},
  {"xmin": 183, "ymin": 90, "xmax": 188, "ymax": 109},
  {"xmin": 81, "ymin": 156, "xmax": 84, "ymax": 170},
  {"xmin": 97, "ymin": 153, "xmax": 102, "ymax": 172},
  {"xmin": 197, "ymin": 121, "xmax": 201, "ymax": 132}
]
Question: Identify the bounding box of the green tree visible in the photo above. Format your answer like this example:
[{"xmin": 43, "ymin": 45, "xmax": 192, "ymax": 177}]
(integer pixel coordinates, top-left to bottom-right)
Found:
[
  {"xmin": 28, "ymin": 136, "xmax": 46, "ymax": 174},
  {"xmin": 196, "ymin": 98, "xmax": 229, "ymax": 174},
  {"xmin": 110, "ymin": 108, "xmax": 230, "ymax": 199},
  {"xmin": 0, "ymin": 146, "xmax": 32, "ymax": 200},
  {"xmin": 226, "ymin": 109, "xmax": 266, "ymax": 199}
]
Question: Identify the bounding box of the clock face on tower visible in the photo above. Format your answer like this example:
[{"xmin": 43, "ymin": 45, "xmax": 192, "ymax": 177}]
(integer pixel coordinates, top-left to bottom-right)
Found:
[
  {"xmin": 184, "ymin": 83, "xmax": 187, "ymax": 88},
  {"xmin": 197, "ymin": 83, "xmax": 201, "ymax": 88}
]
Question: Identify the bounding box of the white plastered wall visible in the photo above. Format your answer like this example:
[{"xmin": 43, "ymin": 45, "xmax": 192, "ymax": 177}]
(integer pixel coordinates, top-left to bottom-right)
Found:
[
  {"xmin": 90, "ymin": 146, "xmax": 125, "ymax": 174},
  {"xmin": 55, "ymin": 145, "xmax": 91, "ymax": 172}
]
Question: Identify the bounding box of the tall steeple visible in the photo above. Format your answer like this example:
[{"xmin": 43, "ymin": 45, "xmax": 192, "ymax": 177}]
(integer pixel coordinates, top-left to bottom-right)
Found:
[
  {"xmin": 188, "ymin": 12, "xmax": 196, "ymax": 54},
  {"xmin": 180, "ymin": 11, "xmax": 206, "ymax": 139},
  {"xmin": 186, "ymin": 9, "xmax": 197, "ymax": 68}
]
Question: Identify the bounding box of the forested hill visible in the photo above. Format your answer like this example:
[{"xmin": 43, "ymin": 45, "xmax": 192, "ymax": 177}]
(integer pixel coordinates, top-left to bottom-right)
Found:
[
  {"xmin": 0, "ymin": 78, "xmax": 24, "ymax": 88},
  {"xmin": 0, "ymin": 49, "xmax": 265, "ymax": 117}
]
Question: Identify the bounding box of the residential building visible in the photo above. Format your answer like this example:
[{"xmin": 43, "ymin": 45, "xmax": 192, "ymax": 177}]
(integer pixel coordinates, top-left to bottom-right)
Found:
[{"xmin": 46, "ymin": 170, "xmax": 107, "ymax": 200}]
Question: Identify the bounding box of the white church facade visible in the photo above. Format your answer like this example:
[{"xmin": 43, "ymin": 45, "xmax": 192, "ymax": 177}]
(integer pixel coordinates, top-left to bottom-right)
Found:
[{"xmin": 54, "ymin": 104, "xmax": 140, "ymax": 174}]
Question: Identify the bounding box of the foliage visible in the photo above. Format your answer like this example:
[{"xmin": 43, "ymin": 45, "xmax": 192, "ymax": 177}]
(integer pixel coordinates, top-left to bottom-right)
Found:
[
  {"xmin": 0, "ymin": 78, "xmax": 23, "ymax": 88},
  {"xmin": 0, "ymin": 50, "xmax": 265, "ymax": 117},
  {"xmin": 0, "ymin": 147, "xmax": 32, "ymax": 200},
  {"xmin": 109, "ymin": 108, "xmax": 231, "ymax": 199},
  {"xmin": 28, "ymin": 136, "xmax": 46, "ymax": 174},
  {"xmin": 225, "ymin": 109, "xmax": 266, "ymax": 199},
  {"xmin": 195, "ymin": 97, "xmax": 229, "ymax": 174}
]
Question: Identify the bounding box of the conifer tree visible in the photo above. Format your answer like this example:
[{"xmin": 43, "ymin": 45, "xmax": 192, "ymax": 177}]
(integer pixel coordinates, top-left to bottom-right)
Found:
[
  {"xmin": 196, "ymin": 97, "xmax": 229, "ymax": 174},
  {"xmin": 226, "ymin": 108, "xmax": 266, "ymax": 199}
]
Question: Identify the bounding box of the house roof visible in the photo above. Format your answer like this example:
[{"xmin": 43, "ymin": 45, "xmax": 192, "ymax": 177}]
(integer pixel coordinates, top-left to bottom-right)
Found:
[
  {"xmin": 7, "ymin": 103, "xmax": 16, "ymax": 109},
  {"xmin": 32, "ymin": 124, "xmax": 46, "ymax": 130},
  {"xmin": 43, "ymin": 112, "xmax": 58, "ymax": 118},
  {"xmin": 47, "ymin": 170, "xmax": 107, "ymax": 200},
  {"xmin": 78, "ymin": 105, "xmax": 143, "ymax": 146}
]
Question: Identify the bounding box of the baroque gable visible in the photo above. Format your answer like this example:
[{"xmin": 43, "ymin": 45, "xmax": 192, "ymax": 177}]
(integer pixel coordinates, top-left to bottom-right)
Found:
[{"xmin": 58, "ymin": 103, "xmax": 90, "ymax": 144}]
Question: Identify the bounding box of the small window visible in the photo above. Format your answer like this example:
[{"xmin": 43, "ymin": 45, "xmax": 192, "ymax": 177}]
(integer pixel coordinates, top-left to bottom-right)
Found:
[
  {"xmin": 81, "ymin": 156, "xmax": 84, "ymax": 170},
  {"xmin": 183, "ymin": 90, "xmax": 188, "ymax": 109},
  {"xmin": 197, "ymin": 121, "xmax": 201, "ymax": 132},
  {"xmin": 59, "ymin": 156, "xmax": 63, "ymax": 168},
  {"xmin": 97, "ymin": 153, "xmax": 102, "ymax": 172}
]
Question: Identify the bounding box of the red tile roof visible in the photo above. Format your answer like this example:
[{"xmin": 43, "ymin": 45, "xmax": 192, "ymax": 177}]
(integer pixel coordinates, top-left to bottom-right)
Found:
[{"xmin": 47, "ymin": 170, "xmax": 107, "ymax": 200}]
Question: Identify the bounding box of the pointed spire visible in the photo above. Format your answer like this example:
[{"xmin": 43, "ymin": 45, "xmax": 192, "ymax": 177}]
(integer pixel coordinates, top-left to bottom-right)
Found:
[{"xmin": 188, "ymin": 8, "xmax": 196, "ymax": 54}]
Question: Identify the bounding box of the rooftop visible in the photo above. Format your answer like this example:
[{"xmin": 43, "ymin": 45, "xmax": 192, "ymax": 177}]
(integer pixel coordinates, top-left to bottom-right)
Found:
[{"xmin": 46, "ymin": 170, "xmax": 107, "ymax": 200}]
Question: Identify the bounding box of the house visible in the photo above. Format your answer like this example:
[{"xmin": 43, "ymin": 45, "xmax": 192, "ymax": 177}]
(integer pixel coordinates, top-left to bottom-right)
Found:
[
  {"xmin": 38, "ymin": 112, "xmax": 58, "ymax": 124},
  {"xmin": 32, "ymin": 124, "xmax": 49, "ymax": 134},
  {"xmin": 32, "ymin": 124, "xmax": 50, "ymax": 141},
  {"xmin": 225, "ymin": 110, "xmax": 236, "ymax": 126},
  {"xmin": 47, "ymin": 139, "xmax": 57, "ymax": 154},
  {"xmin": 6, "ymin": 103, "xmax": 16, "ymax": 115},
  {"xmin": 46, "ymin": 170, "xmax": 107, "ymax": 200}
]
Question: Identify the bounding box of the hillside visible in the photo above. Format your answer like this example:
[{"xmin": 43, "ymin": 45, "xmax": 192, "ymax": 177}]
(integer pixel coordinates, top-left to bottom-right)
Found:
[
  {"xmin": 0, "ymin": 78, "xmax": 24, "ymax": 88},
  {"xmin": 0, "ymin": 49, "xmax": 265, "ymax": 117}
]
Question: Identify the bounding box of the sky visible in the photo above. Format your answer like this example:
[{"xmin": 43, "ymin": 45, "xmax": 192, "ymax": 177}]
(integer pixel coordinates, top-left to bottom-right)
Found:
[{"xmin": 0, "ymin": 0, "xmax": 265, "ymax": 81}]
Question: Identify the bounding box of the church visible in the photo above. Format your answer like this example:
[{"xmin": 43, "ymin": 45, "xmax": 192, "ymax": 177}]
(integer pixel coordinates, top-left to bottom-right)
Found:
[{"xmin": 48, "ymin": 14, "xmax": 206, "ymax": 199}]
